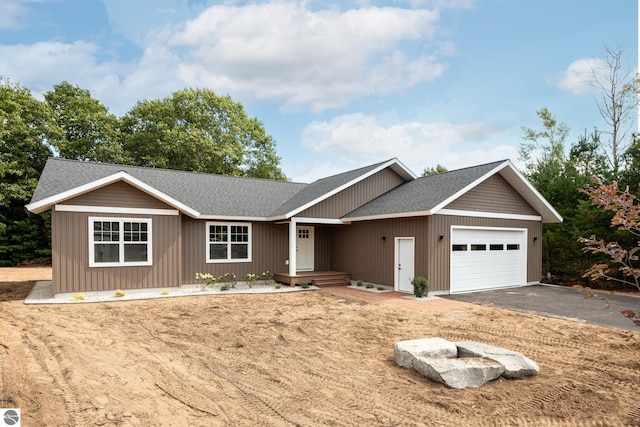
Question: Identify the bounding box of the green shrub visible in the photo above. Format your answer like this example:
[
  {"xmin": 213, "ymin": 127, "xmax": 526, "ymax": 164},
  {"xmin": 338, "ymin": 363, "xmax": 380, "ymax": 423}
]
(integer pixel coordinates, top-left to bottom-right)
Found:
[
  {"xmin": 300, "ymin": 283, "xmax": 309, "ymax": 289},
  {"xmin": 365, "ymin": 283, "xmax": 374, "ymax": 289},
  {"xmin": 357, "ymin": 280, "xmax": 363, "ymax": 287},
  {"xmin": 274, "ymin": 283, "xmax": 282, "ymax": 289},
  {"xmin": 411, "ymin": 276, "xmax": 430, "ymax": 298},
  {"xmin": 220, "ymin": 285, "xmax": 229, "ymax": 291},
  {"xmin": 376, "ymin": 286, "xmax": 385, "ymax": 291}
]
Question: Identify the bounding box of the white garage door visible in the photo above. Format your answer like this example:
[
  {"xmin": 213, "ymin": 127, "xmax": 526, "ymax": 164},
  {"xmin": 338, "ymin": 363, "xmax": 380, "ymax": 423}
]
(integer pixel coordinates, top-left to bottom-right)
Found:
[{"xmin": 450, "ymin": 228, "xmax": 526, "ymax": 293}]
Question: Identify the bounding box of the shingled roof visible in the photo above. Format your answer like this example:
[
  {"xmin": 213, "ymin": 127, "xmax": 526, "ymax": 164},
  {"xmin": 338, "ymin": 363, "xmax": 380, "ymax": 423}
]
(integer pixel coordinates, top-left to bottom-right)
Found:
[
  {"xmin": 344, "ymin": 160, "xmax": 504, "ymax": 219},
  {"xmin": 27, "ymin": 157, "xmax": 414, "ymax": 219},
  {"xmin": 27, "ymin": 157, "xmax": 562, "ymax": 223},
  {"xmin": 344, "ymin": 159, "xmax": 562, "ymax": 223},
  {"xmin": 28, "ymin": 158, "xmax": 306, "ymax": 218}
]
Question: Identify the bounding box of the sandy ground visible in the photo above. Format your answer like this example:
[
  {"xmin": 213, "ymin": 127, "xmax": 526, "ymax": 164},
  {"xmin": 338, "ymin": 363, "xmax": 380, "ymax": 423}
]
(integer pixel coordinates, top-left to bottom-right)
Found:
[{"xmin": 0, "ymin": 267, "xmax": 639, "ymax": 426}]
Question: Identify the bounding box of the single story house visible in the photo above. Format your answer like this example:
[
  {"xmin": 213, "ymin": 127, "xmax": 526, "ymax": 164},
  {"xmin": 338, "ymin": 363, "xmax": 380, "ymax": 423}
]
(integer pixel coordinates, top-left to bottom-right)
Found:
[{"xmin": 26, "ymin": 157, "xmax": 562, "ymax": 295}]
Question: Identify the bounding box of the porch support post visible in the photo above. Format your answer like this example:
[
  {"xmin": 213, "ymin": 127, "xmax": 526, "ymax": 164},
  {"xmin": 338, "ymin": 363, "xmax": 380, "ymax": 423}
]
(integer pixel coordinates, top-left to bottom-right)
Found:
[{"xmin": 288, "ymin": 218, "xmax": 297, "ymax": 277}]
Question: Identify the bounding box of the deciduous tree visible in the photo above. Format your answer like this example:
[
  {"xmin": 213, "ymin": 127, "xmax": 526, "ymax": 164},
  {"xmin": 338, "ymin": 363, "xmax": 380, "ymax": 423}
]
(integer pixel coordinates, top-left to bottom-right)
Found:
[
  {"xmin": 591, "ymin": 45, "xmax": 637, "ymax": 178},
  {"xmin": 422, "ymin": 164, "xmax": 447, "ymax": 176},
  {"xmin": 44, "ymin": 81, "xmax": 124, "ymax": 163},
  {"xmin": 0, "ymin": 79, "xmax": 60, "ymax": 265},
  {"xmin": 120, "ymin": 88, "xmax": 286, "ymax": 180}
]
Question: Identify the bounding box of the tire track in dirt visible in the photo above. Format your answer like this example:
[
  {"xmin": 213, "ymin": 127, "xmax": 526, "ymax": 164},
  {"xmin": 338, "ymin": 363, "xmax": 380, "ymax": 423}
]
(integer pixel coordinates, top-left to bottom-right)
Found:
[
  {"xmin": 627, "ymin": 407, "xmax": 640, "ymax": 426},
  {"xmin": 202, "ymin": 366, "xmax": 301, "ymax": 427},
  {"xmin": 284, "ymin": 353, "xmax": 464, "ymax": 427},
  {"xmin": 443, "ymin": 321, "xmax": 602, "ymax": 353},
  {"xmin": 132, "ymin": 318, "xmax": 299, "ymax": 426},
  {"xmin": 22, "ymin": 332, "xmax": 89, "ymax": 426},
  {"xmin": 118, "ymin": 328, "xmax": 238, "ymax": 424}
]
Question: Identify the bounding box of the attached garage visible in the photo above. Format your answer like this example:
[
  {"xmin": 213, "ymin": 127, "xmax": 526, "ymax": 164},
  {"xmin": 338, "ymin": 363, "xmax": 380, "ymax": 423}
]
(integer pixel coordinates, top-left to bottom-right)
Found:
[{"xmin": 450, "ymin": 227, "xmax": 527, "ymax": 293}]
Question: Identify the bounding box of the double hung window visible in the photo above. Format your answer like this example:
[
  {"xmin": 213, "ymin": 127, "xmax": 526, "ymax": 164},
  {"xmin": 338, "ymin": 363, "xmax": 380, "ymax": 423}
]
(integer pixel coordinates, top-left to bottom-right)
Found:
[
  {"xmin": 206, "ymin": 222, "xmax": 251, "ymax": 263},
  {"xmin": 89, "ymin": 217, "xmax": 152, "ymax": 267}
]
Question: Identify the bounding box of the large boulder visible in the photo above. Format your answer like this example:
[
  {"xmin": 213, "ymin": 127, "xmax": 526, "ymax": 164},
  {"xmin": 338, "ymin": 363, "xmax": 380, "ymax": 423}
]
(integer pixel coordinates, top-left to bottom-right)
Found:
[
  {"xmin": 456, "ymin": 341, "xmax": 540, "ymax": 379},
  {"xmin": 412, "ymin": 356, "xmax": 505, "ymax": 389},
  {"xmin": 394, "ymin": 338, "xmax": 458, "ymax": 368}
]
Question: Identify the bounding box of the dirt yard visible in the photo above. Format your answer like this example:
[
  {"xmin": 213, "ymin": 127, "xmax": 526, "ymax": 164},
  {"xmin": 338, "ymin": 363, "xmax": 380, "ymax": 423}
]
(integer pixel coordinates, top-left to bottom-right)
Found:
[{"xmin": 0, "ymin": 267, "xmax": 639, "ymax": 426}]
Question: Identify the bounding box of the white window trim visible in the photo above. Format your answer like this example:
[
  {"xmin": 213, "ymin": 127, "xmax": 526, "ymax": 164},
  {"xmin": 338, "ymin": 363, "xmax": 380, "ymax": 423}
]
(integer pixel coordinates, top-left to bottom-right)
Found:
[
  {"xmin": 89, "ymin": 217, "xmax": 153, "ymax": 267},
  {"xmin": 206, "ymin": 221, "xmax": 252, "ymax": 263}
]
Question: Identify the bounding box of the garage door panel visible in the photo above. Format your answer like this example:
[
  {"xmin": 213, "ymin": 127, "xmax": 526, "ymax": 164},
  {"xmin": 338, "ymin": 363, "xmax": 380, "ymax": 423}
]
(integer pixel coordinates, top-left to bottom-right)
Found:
[{"xmin": 450, "ymin": 228, "xmax": 525, "ymax": 293}]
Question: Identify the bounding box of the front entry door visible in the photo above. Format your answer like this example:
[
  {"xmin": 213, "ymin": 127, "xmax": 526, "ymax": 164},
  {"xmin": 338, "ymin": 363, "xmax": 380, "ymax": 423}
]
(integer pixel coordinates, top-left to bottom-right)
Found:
[
  {"xmin": 396, "ymin": 238, "xmax": 415, "ymax": 293},
  {"xmin": 296, "ymin": 226, "xmax": 314, "ymax": 272}
]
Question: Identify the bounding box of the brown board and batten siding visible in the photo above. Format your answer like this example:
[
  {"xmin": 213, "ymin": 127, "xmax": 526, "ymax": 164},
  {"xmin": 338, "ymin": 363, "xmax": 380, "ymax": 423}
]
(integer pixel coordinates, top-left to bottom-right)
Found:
[
  {"xmin": 181, "ymin": 218, "xmax": 290, "ymax": 283},
  {"xmin": 313, "ymin": 226, "xmax": 332, "ymax": 271},
  {"xmin": 297, "ymin": 168, "xmax": 406, "ymax": 219},
  {"xmin": 330, "ymin": 217, "xmax": 429, "ymax": 287},
  {"xmin": 427, "ymin": 215, "xmax": 542, "ymax": 292},
  {"xmin": 52, "ymin": 182, "xmax": 182, "ymax": 294},
  {"xmin": 63, "ymin": 181, "xmax": 172, "ymax": 210},
  {"xmin": 444, "ymin": 174, "xmax": 539, "ymax": 215},
  {"xmin": 52, "ymin": 210, "xmax": 181, "ymax": 294}
]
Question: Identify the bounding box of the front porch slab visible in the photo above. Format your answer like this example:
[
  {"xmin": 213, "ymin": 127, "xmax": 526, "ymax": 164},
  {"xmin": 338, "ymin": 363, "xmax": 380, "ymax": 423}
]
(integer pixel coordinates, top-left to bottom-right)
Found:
[{"xmin": 274, "ymin": 271, "xmax": 351, "ymax": 287}]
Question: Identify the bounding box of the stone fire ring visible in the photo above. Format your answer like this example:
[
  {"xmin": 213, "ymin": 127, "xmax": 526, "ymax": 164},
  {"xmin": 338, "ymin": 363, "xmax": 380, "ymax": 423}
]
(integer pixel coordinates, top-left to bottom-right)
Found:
[{"xmin": 394, "ymin": 338, "xmax": 540, "ymax": 389}]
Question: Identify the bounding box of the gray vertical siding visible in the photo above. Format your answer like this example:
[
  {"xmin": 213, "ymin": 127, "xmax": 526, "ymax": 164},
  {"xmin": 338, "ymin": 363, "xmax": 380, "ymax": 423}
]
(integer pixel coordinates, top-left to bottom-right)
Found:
[
  {"xmin": 181, "ymin": 218, "xmax": 290, "ymax": 282},
  {"xmin": 297, "ymin": 168, "xmax": 406, "ymax": 218},
  {"xmin": 52, "ymin": 210, "xmax": 182, "ymax": 294},
  {"xmin": 427, "ymin": 215, "xmax": 542, "ymax": 292},
  {"xmin": 330, "ymin": 217, "xmax": 429, "ymax": 287},
  {"xmin": 445, "ymin": 174, "xmax": 539, "ymax": 215}
]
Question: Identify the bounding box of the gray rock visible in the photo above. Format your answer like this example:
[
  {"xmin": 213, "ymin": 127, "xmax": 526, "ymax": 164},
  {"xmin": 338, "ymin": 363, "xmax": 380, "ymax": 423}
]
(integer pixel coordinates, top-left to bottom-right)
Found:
[
  {"xmin": 394, "ymin": 338, "xmax": 457, "ymax": 368},
  {"xmin": 456, "ymin": 341, "xmax": 540, "ymax": 379},
  {"xmin": 412, "ymin": 356, "xmax": 505, "ymax": 389}
]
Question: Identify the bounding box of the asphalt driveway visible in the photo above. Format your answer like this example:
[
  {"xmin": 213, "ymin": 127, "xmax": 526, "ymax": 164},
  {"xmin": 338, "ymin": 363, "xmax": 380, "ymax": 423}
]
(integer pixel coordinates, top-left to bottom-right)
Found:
[{"xmin": 441, "ymin": 284, "xmax": 640, "ymax": 331}]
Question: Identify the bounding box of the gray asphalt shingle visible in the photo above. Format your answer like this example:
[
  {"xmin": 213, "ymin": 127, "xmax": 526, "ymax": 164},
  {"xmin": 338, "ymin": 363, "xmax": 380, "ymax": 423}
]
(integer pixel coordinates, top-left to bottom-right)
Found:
[
  {"xmin": 30, "ymin": 158, "xmax": 509, "ymax": 220},
  {"xmin": 344, "ymin": 160, "xmax": 505, "ymax": 218},
  {"xmin": 270, "ymin": 160, "xmax": 389, "ymax": 216},
  {"xmin": 30, "ymin": 158, "xmax": 307, "ymax": 217}
]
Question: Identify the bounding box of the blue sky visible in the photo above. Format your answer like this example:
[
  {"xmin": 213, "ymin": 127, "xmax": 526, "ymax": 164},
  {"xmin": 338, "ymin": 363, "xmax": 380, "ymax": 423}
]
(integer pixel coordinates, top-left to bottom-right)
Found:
[{"xmin": 0, "ymin": 0, "xmax": 637, "ymax": 182}]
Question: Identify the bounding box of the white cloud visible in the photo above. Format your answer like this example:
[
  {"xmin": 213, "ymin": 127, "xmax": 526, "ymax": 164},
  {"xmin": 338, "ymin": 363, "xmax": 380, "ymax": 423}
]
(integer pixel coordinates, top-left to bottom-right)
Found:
[
  {"xmin": 1, "ymin": 1, "xmax": 454, "ymax": 113},
  {"xmin": 171, "ymin": 2, "xmax": 447, "ymax": 111},
  {"xmin": 0, "ymin": 41, "xmax": 114, "ymax": 93},
  {"xmin": 301, "ymin": 113, "xmax": 504, "ymax": 178},
  {"xmin": 0, "ymin": 0, "xmax": 30, "ymax": 30},
  {"xmin": 554, "ymin": 58, "xmax": 606, "ymax": 95},
  {"xmin": 0, "ymin": 40, "xmax": 187, "ymax": 115}
]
